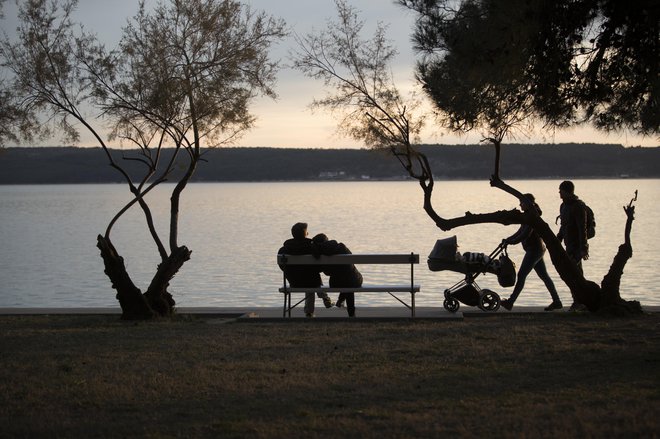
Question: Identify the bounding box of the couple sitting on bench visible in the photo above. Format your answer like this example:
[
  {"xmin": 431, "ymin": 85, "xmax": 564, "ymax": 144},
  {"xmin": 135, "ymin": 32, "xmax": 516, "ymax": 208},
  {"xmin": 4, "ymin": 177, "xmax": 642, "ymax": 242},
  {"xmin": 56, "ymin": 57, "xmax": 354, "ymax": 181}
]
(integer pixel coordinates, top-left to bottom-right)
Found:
[{"xmin": 278, "ymin": 222, "xmax": 362, "ymax": 318}]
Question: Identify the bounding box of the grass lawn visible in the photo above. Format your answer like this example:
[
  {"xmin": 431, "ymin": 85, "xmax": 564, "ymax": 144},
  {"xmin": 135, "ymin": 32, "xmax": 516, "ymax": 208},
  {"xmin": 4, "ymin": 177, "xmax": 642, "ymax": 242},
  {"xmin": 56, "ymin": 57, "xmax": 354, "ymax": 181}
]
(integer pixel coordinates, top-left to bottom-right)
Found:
[{"xmin": 1, "ymin": 313, "xmax": 659, "ymax": 438}]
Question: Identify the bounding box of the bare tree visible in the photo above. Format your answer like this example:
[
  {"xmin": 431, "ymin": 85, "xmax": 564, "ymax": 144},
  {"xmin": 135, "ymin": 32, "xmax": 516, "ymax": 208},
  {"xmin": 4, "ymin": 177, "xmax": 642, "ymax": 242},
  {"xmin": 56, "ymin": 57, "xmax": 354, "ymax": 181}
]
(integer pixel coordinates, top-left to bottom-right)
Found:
[
  {"xmin": 292, "ymin": 0, "xmax": 431, "ymax": 196},
  {"xmin": 1, "ymin": 0, "xmax": 286, "ymax": 318},
  {"xmin": 292, "ymin": 0, "xmax": 641, "ymax": 314}
]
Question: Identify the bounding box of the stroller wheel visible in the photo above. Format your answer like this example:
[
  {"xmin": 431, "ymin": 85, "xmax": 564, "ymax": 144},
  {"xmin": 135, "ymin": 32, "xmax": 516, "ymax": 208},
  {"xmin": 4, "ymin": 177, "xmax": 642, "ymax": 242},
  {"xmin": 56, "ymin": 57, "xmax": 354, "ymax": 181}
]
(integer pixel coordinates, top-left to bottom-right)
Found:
[
  {"xmin": 444, "ymin": 298, "xmax": 460, "ymax": 313},
  {"xmin": 478, "ymin": 289, "xmax": 501, "ymax": 312}
]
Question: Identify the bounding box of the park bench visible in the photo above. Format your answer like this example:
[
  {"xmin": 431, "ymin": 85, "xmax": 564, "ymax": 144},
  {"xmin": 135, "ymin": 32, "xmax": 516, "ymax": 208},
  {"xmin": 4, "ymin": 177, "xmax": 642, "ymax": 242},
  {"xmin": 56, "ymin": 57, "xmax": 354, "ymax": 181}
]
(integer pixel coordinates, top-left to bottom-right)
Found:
[{"xmin": 277, "ymin": 253, "xmax": 420, "ymax": 318}]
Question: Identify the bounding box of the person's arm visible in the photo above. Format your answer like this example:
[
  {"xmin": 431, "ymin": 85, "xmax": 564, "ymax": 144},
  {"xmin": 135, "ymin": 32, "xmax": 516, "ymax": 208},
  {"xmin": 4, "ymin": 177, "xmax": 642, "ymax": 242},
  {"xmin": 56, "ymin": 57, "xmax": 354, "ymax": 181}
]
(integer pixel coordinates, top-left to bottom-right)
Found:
[
  {"xmin": 505, "ymin": 225, "xmax": 531, "ymax": 245},
  {"xmin": 556, "ymin": 205, "xmax": 565, "ymax": 242},
  {"xmin": 310, "ymin": 241, "xmax": 323, "ymax": 258},
  {"xmin": 314, "ymin": 240, "xmax": 342, "ymax": 256}
]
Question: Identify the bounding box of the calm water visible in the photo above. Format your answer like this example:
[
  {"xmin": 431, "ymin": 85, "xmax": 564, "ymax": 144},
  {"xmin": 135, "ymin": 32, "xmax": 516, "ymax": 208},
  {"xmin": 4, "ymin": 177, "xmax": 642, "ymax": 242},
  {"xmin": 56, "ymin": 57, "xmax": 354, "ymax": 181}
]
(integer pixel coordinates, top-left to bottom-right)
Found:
[{"xmin": 0, "ymin": 180, "xmax": 658, "ymax": 308}]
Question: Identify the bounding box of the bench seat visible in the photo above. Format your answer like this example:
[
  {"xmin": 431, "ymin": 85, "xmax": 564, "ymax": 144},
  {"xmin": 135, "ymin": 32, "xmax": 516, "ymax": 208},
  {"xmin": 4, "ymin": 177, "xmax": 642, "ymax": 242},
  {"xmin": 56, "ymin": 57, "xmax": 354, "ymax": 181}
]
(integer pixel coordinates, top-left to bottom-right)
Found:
[
  {"xmin": 277, "ymin": 254, "xmax": 419, "ymax": 265},
  {"xmin": 279, "ymin": 285, "xmax": 421, "ymax": 293}
]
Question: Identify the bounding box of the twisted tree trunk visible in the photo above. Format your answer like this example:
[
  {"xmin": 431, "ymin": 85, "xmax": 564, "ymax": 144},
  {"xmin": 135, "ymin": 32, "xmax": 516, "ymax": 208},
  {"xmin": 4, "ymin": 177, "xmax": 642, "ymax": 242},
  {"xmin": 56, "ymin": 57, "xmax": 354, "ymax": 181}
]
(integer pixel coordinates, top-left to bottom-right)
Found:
[
  {"xmin": 598, "ymin": 201, "xmax": 641, "ymax": 315},
  {"xmin": 528, "ymin": 213, "xmax": 602, "ymax": 311},
  {"xmin": 97, "ymin": 235, "xmax": 153, "ymax": 320},
  {"xmin": 97, "ymin": 235, "xmax": 192, "ymax": 319},
  {"xmin": 144, "ymin": 245, "xmax": 192, "ymax": 316}
]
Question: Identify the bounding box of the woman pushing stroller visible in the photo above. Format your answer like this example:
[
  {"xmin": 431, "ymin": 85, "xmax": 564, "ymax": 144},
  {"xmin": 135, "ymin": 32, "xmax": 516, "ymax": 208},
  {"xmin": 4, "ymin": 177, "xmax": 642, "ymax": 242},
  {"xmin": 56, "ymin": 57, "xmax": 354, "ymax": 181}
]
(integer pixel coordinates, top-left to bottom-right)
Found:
[{"xmin": 500, "ymin": 194, "xmax": 563, "ymax": 311}]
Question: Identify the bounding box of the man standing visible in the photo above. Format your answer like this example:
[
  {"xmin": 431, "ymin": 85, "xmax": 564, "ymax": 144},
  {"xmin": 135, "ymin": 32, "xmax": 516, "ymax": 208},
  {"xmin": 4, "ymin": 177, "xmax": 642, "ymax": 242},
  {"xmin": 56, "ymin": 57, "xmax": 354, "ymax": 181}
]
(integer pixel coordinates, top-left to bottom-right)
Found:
[
  {"xmin": 557, "ymin": 180, "xmax": 589, "ymax": 310},
  {"xmin": 278, "ymin": 222, "xmax": 334, "ymax": 317},
  {"xmin": 557, "ymin": 180, "xmax": 589, "ymax": 270}
]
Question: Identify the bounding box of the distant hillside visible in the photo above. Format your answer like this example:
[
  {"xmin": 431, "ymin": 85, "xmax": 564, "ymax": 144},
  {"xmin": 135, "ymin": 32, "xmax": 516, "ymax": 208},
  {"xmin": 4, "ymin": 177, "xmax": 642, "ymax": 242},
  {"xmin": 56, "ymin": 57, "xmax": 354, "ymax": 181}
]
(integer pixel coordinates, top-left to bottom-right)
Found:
[{"xmin": 0, "ymin": 143, "xmax": 658, "ymax": 184}]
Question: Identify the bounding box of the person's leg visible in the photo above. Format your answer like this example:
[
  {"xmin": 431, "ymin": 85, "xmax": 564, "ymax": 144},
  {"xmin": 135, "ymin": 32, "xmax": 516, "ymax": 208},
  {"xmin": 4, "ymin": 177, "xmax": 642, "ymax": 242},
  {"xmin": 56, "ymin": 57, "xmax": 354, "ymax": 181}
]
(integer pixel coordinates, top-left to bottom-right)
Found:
[
  {"xmin": 567, "ymin": 247, "xmax": 583, "ymax": 275},
  {"xmin": 346, "ymin": 293, "xmax": 355, "ymax": 317},
  {"xmin": 507, "ymin": 250, "xmax": 538, "ymax": 304},
  {"xmin": 317, "ymin": 291, "xmax": 334, "ymax": 308},
  {"xmin": 533, "ymin": 257, "xmax": 562, "ymax": 306},
  {"xmin": 304, "ymin": 292, "xmax": 315, "ymax": 316},
  {"xmin": 336, "ymin": 293, "xmax": 346, "ymax": 307}
]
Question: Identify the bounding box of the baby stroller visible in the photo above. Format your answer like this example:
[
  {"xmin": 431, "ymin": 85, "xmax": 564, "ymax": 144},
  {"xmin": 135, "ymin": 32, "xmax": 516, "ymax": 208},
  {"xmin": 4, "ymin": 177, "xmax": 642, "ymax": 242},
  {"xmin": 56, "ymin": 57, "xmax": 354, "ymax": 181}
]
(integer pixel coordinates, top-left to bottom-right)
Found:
[{"xmin": 427, "ymin": 236, "xmax": 516, "ymax": 313}]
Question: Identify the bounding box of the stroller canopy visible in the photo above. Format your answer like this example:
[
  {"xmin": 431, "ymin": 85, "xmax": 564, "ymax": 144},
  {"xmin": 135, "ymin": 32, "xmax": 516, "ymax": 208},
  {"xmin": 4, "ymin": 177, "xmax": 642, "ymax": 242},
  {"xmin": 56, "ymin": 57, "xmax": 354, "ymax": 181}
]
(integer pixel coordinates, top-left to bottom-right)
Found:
[
  {"xmin": 427, "ymin": 235, "xmax": 504, "ymax": 277},
  {"xmin": 428, "ymin": 235, "xmax": 458, "ymax": 261}
]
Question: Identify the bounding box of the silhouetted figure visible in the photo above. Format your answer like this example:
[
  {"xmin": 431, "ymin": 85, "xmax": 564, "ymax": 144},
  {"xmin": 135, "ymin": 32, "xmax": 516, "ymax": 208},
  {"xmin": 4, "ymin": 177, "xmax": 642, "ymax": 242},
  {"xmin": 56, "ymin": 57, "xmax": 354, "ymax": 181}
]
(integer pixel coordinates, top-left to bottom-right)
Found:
[
  {"xmin": 312, "ymin": 233, "xmax": 363, "ymax": 317},
  {"xmin": 500, "ymin": 194, "xmax": 562, "ymax": 311},
  {"xmin": 557, "ymin": 180, "xmax": 589, "ymax": 270},
  {"xmin": 556, "ymin": 181, "xmax": 589, "ymax": 311},
  {"xmin": 278, "ymin": 222, "xmax": 333, "ymax": 317}
]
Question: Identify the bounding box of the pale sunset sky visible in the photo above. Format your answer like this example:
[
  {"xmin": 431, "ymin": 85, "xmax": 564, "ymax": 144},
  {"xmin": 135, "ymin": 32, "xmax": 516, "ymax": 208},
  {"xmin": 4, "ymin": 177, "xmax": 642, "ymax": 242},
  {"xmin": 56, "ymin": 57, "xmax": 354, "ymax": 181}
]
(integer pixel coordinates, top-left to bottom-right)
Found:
[{"xmin": 1, "ymin": 0, "xmax": 657, "ymax": 148}]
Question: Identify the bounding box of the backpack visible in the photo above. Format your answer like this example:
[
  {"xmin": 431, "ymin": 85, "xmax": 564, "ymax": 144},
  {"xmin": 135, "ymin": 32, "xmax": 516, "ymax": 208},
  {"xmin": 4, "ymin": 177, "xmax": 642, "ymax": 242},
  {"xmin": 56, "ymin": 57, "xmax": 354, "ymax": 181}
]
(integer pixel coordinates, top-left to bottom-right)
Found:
[
  {"xmin": 555, "ymin": 200, "xmax": 596, "ymax": 239},
  {"xmin": 581, "ymin": 201, "xmax": 596, "ymax": 239}
]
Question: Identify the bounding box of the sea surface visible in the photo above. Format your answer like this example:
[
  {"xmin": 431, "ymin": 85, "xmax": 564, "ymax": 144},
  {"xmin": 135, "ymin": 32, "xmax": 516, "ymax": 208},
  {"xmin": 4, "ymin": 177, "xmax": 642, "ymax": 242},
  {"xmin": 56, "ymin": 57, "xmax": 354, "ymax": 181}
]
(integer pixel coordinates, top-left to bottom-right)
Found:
[{"xmin": 0, "ymin": 179, "xmax": 657, "ymax": 308}]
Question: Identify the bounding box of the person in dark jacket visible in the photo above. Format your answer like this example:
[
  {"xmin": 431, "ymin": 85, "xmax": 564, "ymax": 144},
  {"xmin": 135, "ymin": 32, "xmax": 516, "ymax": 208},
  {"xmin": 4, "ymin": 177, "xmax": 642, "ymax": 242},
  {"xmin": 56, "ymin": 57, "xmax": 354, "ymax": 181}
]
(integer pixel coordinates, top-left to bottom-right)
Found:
[
  {"xmin": 500, "ymin": 194, "xmax": 562, "ymax": 311},
  {"xmin": 278, "ymin": 222, "xmax": 333, "ymax": 317},
  {"xmin": 311, "ymin": 233, "xmax": 363, "ymax": 317},
  {"xmin": 556, "ymin": 180, "xmax": 590, "ymax": 311},
  {"xmin": 557, "ymin": 180, "xmax": 589, "ymax": 272}
]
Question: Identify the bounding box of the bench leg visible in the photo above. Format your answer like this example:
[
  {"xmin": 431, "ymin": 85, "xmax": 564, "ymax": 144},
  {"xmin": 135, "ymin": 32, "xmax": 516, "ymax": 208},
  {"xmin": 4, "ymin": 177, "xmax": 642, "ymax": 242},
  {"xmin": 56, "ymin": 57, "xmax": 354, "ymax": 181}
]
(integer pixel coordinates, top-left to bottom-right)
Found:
[
  {"xmin": 283, "ymin": 292, "xmax": 290, "ymax": 318},
  {"xmin": 412, "ymin": 292, "xmax": 415, "ymax": 319}
]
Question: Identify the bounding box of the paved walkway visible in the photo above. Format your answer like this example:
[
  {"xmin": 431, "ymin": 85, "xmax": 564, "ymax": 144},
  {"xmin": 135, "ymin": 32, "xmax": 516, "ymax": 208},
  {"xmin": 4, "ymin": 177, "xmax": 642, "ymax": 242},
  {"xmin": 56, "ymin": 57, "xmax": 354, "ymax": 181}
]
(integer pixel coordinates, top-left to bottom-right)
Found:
[{"xmin": 1, "ymin": 305, "xmax": 657, "ymax": 321}]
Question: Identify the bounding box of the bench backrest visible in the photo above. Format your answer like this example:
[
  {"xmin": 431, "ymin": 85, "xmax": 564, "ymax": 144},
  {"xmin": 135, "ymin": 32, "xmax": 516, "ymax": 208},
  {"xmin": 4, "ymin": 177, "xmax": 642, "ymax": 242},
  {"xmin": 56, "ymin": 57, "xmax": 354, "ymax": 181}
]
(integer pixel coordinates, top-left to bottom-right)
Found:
[{"xmin": 277, "ymin": 253, "xmax": 419, "ymax": 265}]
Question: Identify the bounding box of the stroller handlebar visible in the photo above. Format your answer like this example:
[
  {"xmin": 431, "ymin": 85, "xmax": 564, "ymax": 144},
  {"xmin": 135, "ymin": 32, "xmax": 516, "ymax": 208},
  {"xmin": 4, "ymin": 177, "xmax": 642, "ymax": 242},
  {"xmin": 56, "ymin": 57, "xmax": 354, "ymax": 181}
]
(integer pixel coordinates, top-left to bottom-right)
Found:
[{"xmin": 488, "ymin": 241, "xmax": 508, "ymax": 259}]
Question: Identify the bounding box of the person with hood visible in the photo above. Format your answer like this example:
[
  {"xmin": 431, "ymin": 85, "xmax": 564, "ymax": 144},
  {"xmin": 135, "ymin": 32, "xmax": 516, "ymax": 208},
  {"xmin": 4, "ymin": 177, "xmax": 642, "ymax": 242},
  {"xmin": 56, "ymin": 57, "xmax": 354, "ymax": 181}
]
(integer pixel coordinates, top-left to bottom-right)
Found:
[
  {"xmin": 278, "ymin": 222, "xmax": 333, "ymax": 317},
  {"xmin": 311, "ymin": 233, "xmax": 362, "ymax": 317},
  {"xmin": 500, "ymin": 194, "xmax": 562, "ymax": 311}
]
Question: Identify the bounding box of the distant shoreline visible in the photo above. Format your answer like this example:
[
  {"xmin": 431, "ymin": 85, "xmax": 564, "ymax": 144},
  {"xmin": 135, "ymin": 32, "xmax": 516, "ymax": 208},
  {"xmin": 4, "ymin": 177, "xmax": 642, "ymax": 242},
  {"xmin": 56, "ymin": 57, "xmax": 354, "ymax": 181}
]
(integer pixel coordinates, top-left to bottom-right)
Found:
[
  {"xmin": 0, "ymin": 176, "xmax": 654, "ymax": 185},
  {"xmin": 1, "ymin": 143, "xmax": 659, "ymax": 184}
]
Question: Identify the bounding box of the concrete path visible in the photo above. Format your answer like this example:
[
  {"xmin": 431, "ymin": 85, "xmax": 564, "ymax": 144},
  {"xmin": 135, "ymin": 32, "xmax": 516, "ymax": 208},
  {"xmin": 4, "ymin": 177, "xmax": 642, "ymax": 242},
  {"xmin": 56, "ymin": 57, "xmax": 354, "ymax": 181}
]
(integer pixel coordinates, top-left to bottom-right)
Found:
[
  {"xmin": 0, "ymin": 306, "xmax": 458, "ymax": 320},
  {"xmin": 1, "ymin": 305, "xmax": 657, "ymax": 321}
]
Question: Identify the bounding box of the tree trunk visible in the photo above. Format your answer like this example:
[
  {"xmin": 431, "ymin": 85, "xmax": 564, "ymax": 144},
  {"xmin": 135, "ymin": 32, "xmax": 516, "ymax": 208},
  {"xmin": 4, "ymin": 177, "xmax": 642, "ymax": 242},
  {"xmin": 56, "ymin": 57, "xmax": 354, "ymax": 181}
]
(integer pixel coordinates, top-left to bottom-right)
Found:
[
  {"xmin": 144, "ymin": 245, "xmax": 192, "ymax": 316},
  {"xmin": 97, "ymin": 235, "xmax": 192, "ymax": 319},
  {"xmin": 97, "ymin": 235, "xmax": 154, "ymax": 320},
  {"xmin": 530, "ymin": 215, "xmax": 602, "ymax": 311},
  {"xmin": 598, "ymin": 203, "xmax": 642, "ymax": 315},
  {"xmin": 532, "ymin": 195, "xmax": 642, "ymax": 314}
]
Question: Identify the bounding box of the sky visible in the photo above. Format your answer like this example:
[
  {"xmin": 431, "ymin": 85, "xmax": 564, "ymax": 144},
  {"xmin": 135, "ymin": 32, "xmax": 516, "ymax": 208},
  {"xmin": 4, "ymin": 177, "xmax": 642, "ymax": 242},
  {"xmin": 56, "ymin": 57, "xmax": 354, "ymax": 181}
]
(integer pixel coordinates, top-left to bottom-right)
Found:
[{"xmin": 1, "ymin": 0, "xmax": 657, "ymax": 148}]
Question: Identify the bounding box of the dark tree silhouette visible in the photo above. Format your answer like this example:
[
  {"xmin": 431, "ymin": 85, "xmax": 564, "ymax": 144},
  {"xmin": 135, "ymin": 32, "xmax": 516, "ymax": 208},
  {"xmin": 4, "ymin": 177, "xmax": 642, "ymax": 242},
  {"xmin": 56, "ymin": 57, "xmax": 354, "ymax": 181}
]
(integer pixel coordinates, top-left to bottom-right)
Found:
[{"xmin": 399, "ymin": 0, "xmax": 658, "ymax": 136}]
